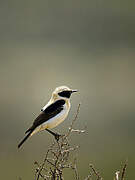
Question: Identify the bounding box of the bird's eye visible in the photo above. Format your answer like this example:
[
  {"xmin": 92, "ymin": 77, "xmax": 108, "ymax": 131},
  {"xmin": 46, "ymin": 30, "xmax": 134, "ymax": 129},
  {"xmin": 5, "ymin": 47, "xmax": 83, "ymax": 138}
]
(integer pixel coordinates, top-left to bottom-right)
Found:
[{"xmin": 58, "ymin": 91, "xmax": 71, "ymax": 98}]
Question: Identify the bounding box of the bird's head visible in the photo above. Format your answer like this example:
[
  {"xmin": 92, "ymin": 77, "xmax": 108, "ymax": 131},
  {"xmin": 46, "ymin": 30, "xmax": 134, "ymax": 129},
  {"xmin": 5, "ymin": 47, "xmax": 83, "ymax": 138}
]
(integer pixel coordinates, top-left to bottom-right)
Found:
[{"xmin": 52, "ymin": 86, "xmax": 78, "ymax": 100}]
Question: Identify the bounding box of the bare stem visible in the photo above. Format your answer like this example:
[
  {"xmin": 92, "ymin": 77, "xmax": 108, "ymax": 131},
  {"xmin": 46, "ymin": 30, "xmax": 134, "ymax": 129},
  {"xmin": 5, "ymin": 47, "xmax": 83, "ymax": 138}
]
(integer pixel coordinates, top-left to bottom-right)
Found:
[{"xmin": 121, "ymin": 161, "xmax": 127, "ymax": 180}]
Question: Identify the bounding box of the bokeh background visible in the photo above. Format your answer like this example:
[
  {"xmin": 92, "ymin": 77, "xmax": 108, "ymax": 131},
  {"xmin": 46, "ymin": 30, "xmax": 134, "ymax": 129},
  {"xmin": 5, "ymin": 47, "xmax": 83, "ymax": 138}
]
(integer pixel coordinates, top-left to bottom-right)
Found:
[{"xmin": 0, "ymin": 0, "xmax": 135, "ymax": 179}]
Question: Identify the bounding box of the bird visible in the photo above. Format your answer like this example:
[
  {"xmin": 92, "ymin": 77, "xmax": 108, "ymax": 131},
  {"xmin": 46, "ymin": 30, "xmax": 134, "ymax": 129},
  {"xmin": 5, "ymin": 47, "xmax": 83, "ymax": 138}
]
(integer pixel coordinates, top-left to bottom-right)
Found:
[{"xmin": 18, "ymin": 86, "xmax": 77, "ymax": 148}]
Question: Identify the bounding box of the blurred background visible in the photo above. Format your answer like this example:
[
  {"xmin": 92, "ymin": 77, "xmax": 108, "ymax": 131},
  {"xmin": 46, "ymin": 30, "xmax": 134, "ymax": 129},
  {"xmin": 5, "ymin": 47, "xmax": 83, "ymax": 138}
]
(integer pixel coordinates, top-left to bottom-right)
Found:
[{"xmin": 0, "ymin": 0, "xmax": 135, "ymax": 179}]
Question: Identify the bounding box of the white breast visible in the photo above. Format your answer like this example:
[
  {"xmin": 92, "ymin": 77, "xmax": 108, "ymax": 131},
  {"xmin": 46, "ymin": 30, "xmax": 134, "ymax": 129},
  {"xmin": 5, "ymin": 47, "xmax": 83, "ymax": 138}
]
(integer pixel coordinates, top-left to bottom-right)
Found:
[{"xmin": 46, "ymin": 102, "xmax": 70, "ymax": 129}]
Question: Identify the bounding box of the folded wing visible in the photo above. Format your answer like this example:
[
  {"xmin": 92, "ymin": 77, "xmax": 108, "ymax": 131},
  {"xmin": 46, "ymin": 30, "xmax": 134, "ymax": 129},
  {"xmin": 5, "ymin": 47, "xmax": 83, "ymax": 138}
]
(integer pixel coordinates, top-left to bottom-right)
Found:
[{"xmin": 26, "ymin": 99, "xmax": 65, "ymax": 133}]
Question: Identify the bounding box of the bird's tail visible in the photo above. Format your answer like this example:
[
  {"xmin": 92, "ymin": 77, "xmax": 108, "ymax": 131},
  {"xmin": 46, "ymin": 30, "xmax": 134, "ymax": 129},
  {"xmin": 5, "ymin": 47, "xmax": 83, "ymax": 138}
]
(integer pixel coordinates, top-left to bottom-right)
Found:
[{"xmin": 18, "ymin": 130, "xmax": 32, "ymax": 149}]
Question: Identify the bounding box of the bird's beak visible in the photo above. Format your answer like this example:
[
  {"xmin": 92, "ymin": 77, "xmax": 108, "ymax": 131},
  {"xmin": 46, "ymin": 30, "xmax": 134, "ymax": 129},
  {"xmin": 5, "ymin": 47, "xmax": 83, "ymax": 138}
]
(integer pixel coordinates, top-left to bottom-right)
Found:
[{"xmin": 71, "ymin": 89, "xmax": 78, "ymax": 93}]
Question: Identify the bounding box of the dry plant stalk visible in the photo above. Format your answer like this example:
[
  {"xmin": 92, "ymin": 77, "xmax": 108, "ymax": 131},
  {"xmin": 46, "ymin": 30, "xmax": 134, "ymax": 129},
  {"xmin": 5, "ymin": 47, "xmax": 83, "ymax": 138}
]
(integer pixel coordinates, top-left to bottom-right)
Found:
[
  {"xmin": 114, "ymin": 161, "xmax": 127, "ymax": 180},
  {"xmin": 33, "ymin": 103, "xmax": 128, "ymax": 180},
  {"xmin": 120, "ymin": 162, "xmax": 127, "ymax": 180},
  {"xmin": 84, "ymin": 164, "xmax": 103, "ymax": 180},
  {"xmin": 34, "ymin": 103, "xmax": 84, "ymax": 180}
]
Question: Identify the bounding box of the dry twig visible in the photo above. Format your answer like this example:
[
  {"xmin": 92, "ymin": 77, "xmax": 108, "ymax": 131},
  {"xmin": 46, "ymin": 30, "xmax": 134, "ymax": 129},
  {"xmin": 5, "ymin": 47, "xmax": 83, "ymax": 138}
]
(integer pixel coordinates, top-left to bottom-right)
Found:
[
  {"xmin": 33, "ymin": 103, "xmax": 128, "ymax": 180},
  {"xmin": 114, "ymin": 160, "xmax": 128, "ymax": 180},
  {"xmin": 34, "ymin": 103, "xmax": 84, "ymax": 180},
  {"xmin": 120, "ymin": 161, "xmax": 127, "ymax": 180}
]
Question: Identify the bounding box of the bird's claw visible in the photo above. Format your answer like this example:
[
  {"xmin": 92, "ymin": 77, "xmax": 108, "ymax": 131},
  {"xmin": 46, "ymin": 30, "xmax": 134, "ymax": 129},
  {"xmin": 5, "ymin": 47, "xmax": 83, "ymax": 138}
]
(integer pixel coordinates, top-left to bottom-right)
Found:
[{"xmin": 54, "ymin": 133, "xmax": 62, "ymax": 141}]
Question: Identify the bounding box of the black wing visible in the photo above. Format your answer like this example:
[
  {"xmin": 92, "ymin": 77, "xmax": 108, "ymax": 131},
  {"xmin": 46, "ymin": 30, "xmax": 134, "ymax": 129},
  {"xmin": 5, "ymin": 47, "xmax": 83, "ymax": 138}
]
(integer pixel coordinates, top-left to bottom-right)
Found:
[
  {"xmin": 18, "ymin": 99, "xmax": 65, "ymax": 148},
  {"xmin": 25, "ymin": 99, "xmax": 65, "ymax": 133}
]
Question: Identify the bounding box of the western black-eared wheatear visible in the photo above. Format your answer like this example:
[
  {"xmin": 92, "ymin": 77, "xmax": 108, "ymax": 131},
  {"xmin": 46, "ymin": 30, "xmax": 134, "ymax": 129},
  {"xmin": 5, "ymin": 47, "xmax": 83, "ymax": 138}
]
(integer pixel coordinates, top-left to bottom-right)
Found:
[{"xmin": 18, "ymin": 86, "xmax": 77, "ymax": 148}]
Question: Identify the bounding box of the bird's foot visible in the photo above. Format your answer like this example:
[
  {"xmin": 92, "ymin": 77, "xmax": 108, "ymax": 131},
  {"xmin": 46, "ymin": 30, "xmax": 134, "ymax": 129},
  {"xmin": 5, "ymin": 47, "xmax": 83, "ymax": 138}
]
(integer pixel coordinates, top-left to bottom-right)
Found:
[{"xmin": 54, "ymin": 133, "xmax": 62, "ymax": 142}]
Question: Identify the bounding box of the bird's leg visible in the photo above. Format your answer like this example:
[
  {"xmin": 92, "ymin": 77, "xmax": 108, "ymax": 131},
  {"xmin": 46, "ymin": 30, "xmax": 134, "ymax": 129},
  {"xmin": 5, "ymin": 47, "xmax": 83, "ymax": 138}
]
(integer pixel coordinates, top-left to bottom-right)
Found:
[{"xmin": 46, "ymin": 129, "xmax": 61, "ymax": 141}]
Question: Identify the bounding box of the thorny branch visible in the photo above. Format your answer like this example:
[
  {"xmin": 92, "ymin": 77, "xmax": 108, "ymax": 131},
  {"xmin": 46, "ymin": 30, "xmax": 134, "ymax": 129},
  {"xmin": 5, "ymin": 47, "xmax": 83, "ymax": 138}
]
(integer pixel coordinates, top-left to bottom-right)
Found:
[
  {"xmin": 34, "ymin": 103, "xmax": 84, "ymax": 180},
  {"xmin": 33, "ymin": 103, "xmax": 128, "ymax": 180}
]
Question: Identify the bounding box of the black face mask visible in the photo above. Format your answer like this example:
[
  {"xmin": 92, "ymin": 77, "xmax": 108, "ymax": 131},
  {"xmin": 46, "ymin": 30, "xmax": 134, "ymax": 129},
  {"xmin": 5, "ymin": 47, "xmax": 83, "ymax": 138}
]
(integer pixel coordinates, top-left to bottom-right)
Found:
[{"xmin": 58, "ymin": 91, "xmax": 72, "ymax": 98}]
